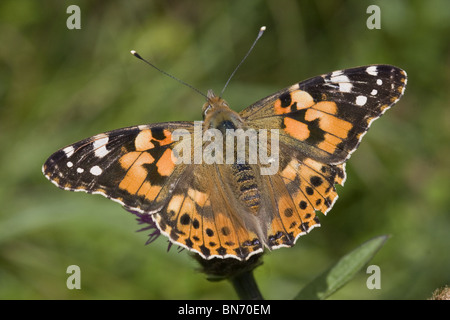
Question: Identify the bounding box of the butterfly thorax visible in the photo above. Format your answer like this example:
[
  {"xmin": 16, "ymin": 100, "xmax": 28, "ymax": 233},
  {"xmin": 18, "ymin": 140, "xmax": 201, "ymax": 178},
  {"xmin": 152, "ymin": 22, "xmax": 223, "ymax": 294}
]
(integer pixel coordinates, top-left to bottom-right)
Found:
[
  {"xmin": 202, "ymin": 90, "xmax": 262, "ymax": 214},
  {"xmin": 202, "ymin": 90, "xmax": 244, "ymax": 133}
]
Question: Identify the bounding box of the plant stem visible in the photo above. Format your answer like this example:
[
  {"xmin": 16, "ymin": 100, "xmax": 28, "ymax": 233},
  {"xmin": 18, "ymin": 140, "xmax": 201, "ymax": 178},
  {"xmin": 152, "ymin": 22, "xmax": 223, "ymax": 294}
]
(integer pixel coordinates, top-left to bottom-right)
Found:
[{"xmin": 230, "ymin": 270, "xmax": 264, "ymax": 300}]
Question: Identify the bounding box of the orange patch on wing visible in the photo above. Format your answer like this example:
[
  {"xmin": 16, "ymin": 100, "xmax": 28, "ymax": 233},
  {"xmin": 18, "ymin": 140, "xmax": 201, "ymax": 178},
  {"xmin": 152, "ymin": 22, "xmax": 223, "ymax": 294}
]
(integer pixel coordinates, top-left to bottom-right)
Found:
[
  {"xmin": 280, "ymin": 159, "xmax": 299, "ymax": 181},
  {"xmin": 157, "ymin": 130, "xmax": 173, "ymax": 146},
  {"xmin": 305, "ymin": 109, "xmax": 352, "ymax": 139},
  {"xmin": 135, "ymin": 129, "xmax": 173, "ymax": 151},
  {"xmin": 214, "ymin": 212, "xmax": 234, "ymax": 236},
  {"xmin": 188, "ymin": 188, "xmax": 209, "ymax": 207},
  {"xmin": 153, "ymin": 129, "xmax": 173, "ymax": 146},
  {"xmin": 275, "ymin": 195, "xmax": 300, "ymax": 231},
  {"xmin": 274, "ymin": 99, "xmax": 289, "ymax": 115},
  {"xmin": 167, "ymin": 194, "xmax": 185, "ymax": 214},
  {"xmin": 283, "ymin": 117, "xmax": 310, "ymax": 141},
  {"xmin": 303, "ymin": 158, "xmax": 323, "ymax": 172},
  {"xmin": 274, "ymin": 90, "xmax": 314, "ymax": 115},
  {"xmin": 119, "ymin": 151, "xmax": 142, "ymax": 170},
  {"xmin": 137, "ymin": 181, "xmax": 162, "ymax": 201},
  {"xmin": 179, "ymin": 196, "xmax": 195, "ymax": 218},
  {"xmin": 213, "ymin": 212, "xmax": 259, "ymax": 253},
  {"xmin": 118, "ymin": 152, "xmax": 154, "ymax": 194},
  {"xmin": 156, "ymin": 149, "xmax": 175, "ymax": 176},
  {"xmin": 188, "ymin": 210, "xmax": 205, "ymax": 248},
  {"xmin": 291, "ymin": 90, "xmax": 315, "ymax": 109},
  {"xmin": 135, "ymin": 130, "xmax": 155, "ymax": 151},
  {"xmin": 317, "ymin": 133, "xmax": 343, "ymax": 154},
  {"xmin": 312, "ymin": 101, "xmax": 338, "ymax": 114},
  {"xmin": 289, "ymin": 190, "xmax": 320, "ymax": 221},
  {"xmin": 213, "ymin": 212, "xmax": 240, "ymax": 249}
]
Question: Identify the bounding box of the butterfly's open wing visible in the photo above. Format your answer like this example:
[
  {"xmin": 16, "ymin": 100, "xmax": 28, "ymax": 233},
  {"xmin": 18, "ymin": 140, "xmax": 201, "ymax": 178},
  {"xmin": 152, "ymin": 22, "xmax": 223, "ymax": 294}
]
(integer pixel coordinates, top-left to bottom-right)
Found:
[
  {"xmin": 241, "ymin": 65, "xmax": 407, "ymax": 164},
  {"xmin": 43, "ymin": 122, "xmax": 194, "ymax": 214},
  {"xmin": 237, "ymin": 65, "xmax": 407, "ymax": 249}
]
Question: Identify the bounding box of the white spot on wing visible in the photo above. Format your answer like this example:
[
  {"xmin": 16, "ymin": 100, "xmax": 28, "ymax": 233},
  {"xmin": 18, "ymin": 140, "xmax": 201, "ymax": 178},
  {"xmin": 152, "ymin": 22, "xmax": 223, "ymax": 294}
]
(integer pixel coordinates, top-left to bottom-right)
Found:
[
  {"xmin": 370, "ymin": 89, "xmax": 378, "ymax": 95},
  {"xmin": 330, "ymin": 74, "xmax": 349, "ymax": 83},
  {"xmin": 93, "ymin": 135, "xmax": 110, "ymax": 158},
  {"xmin": 377, "ymin": 79, "xmax": 383, "ymax": 85},
  {"xmin": 63, "ymin": 146, "xmax": 74, "ymax": 158},
  {"xmin": 329, "ymin": 74, "xmax": 353, "ymax": 93},
  {"xmin": 366, "ymin": 66, "xmax": 378, "ymax": 76},
  {"xmin": 356, "ymin": 95, "xmax": 368, "ymax": 106},
  {"xmin": 77, "ymin": 168, "xmax": 84, "ymax": 173},
  {"xmin": 90, "ymin": 165, "xmax": 102, "ymax": 176},
  {"xmin": 339, "ymin": 82, "xmax": 353, "ymax": 93},
  {"xmin": 67, "ymin": 161, "xmax": 73, "ymax": 168}
]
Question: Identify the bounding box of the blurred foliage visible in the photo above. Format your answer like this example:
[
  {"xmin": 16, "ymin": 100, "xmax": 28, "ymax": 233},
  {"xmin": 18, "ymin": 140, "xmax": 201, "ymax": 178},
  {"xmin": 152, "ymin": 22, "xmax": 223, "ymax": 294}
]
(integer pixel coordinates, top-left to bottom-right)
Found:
[
  {"xmin": 0, "ymin": 0, "xmax": 449, "ymax": 299},
  {"xmin": 295, "ymin": 235, "xmax": 388, "ymax": 300}
]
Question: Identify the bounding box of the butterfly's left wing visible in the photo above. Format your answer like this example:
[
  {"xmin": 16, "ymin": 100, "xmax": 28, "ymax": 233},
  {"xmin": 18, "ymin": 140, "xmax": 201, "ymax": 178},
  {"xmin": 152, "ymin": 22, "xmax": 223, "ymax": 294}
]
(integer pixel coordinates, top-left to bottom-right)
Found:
[
  {"xmin": 43, "ymin": 122, "xmax": 194, "ymax": 215},
  {"xmin": 239, "ymin": 65, "xmax": 407, "ymax": 249}
]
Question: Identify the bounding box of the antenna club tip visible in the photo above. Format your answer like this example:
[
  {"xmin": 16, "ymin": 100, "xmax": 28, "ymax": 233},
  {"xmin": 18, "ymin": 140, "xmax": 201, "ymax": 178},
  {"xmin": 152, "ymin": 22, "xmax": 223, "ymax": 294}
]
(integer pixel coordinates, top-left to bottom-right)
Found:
[
  {"xmin": 260, "ymin": 26, "xmax": 266, "ymax": 31},
  {"xmin": 130, "ymin": 50, "xmax": 143, "ymax": 59}
]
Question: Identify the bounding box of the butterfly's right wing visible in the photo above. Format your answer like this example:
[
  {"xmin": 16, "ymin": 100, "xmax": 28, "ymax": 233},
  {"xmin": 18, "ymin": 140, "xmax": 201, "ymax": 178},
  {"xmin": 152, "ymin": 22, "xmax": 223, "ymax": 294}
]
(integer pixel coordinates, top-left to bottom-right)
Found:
[
  {"xmin": 240, "ymin": 65, "xmax": 407, "ymax": 164},
  {"xmin": 237, "ymin": 65, "xmax": 407, "ymax": 250}
]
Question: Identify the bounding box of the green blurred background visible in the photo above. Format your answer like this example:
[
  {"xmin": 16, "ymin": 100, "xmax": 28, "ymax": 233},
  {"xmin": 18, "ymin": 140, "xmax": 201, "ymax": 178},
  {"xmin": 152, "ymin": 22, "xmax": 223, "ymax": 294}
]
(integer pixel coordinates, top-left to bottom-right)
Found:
[{"xmin": 1, "ymin": 0, "xmax": 449, "ymax": 299}]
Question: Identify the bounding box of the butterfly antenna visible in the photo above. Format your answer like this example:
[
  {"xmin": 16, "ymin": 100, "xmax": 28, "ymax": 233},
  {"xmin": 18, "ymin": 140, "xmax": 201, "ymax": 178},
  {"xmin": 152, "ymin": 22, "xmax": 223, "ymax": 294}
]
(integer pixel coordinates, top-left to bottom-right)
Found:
[
  {"xmin": 130, "ymin": 50, "xmax": 207, "ymax": 99},
  {"xmin": 220, "ymin": 26, "xmax": 266, "ymax": 97}
]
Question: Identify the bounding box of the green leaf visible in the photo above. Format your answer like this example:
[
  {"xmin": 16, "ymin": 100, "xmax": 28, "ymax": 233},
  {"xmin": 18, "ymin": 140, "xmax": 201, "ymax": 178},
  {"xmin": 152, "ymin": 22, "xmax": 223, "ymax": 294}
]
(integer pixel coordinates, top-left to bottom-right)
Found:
[{"xmin": 294, "ymin": 235, "xmax": 389, "ymax": 300}]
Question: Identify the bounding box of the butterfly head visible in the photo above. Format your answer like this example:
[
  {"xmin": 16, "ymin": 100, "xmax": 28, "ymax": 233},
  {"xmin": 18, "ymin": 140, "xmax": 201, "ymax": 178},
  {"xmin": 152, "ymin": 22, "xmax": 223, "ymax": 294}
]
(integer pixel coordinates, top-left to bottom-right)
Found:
[{"xmin": 202, "ymin": 90, "xmax": 243, "ymax": 133}]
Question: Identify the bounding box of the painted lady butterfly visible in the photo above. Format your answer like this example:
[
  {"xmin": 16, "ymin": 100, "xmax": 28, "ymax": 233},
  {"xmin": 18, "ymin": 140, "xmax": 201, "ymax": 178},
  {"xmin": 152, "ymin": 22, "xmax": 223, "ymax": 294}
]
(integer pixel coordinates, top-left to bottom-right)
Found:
[{"xmin": 43, "ymin": 63, "xmax": 407, "ymax": 261}]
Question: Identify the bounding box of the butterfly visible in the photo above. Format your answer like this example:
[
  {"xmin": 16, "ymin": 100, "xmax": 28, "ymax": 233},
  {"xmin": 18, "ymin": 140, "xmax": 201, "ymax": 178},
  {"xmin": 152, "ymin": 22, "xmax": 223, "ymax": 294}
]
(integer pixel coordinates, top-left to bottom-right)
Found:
[{"xmin": 43, "ymin": 64, "xmax": 407, "ymax": 261}]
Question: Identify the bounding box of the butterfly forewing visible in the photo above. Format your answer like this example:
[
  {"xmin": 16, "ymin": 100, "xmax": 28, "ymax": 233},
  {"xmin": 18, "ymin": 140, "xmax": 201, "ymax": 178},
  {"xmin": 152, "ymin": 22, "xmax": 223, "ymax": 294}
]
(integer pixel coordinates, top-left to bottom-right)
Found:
[
  {"xmin": 242, "ymin": 65, "xmax": 407, "ymax": 164},
  {"xmin": 43, "ymin": 122, "xmax": 193, "ymax": 214}
]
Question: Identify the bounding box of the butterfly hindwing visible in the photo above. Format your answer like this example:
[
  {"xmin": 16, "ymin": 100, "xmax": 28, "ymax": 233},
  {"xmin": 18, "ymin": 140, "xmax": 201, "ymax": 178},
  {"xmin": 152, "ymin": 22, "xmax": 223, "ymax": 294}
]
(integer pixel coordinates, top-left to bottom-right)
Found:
[{"xmin": 154, "ymin": 163, "xmax": 265, "ymax": 260}]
